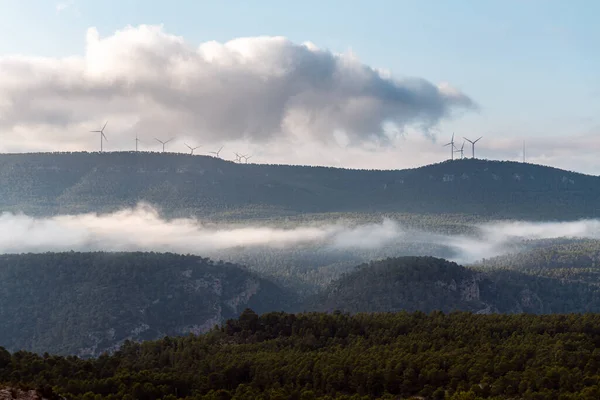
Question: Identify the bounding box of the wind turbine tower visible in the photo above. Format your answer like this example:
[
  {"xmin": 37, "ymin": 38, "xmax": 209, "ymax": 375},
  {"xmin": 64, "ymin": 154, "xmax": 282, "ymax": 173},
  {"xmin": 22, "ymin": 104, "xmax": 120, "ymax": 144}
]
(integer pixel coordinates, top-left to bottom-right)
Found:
[
  {"xmin": 155, "ymin": 137, "xmax": 174, "ymax": 153},
  {"xmin": 463, "ymin": 136, "xmax": 482, "ymax": 159},
  {"xmin": 90, "ymin": 121, "xmax": 108, "ymax": 152},
  {"xmin": 455, "ymin": 141, "xmax": 465, "ymax": 159},
  {"xmin": 444, "ymin": 133, "xmax": 456, "ymax": 160},
  {"xmin": 135, "ymin": 133, "xmax": 141, "ymax": 152},
  {"xmin": 185, "ymin": 143, "xmax": 201, "ymax": 155},
  {"xmin": 209, "ymin": 145, "xmax": 224, "ymax": 158}
]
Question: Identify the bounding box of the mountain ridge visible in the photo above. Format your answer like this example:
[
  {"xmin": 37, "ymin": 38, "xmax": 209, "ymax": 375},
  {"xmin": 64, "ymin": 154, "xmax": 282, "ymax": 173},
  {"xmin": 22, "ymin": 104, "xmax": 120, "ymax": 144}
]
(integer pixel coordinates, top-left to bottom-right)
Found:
[{"xmin": 0, "ymin": 152, "xmax": 598, "ymax": 220}]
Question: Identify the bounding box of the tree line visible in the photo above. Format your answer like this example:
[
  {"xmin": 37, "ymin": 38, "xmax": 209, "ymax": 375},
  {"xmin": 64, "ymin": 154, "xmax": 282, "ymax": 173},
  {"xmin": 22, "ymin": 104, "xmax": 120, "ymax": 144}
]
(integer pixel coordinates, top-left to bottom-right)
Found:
[{"xmin": 3, "ymin": 310, "xmax": 600, "ymax": 399}]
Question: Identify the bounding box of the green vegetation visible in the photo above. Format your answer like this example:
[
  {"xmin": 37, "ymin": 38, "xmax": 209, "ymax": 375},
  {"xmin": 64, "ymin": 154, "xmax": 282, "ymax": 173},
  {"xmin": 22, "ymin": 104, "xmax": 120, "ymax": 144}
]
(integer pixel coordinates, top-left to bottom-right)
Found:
[
  {"xmin": 0, "ymin": 252, "xmax": 296, "ymax": 356},
  {"xmin": 4, "ymin": 310, "xmax": 600, "ymax": 399},
  {"xmin": 479, "ymin": 239, "xmax": 600, "ymax": 284},
  {"xmin": 310, "ymin": 256, "xmax": 600, "ymax": 314},
  {"xmin": 6, "ymin": 253, "xmax": 600, "ymax": 358},
  {"xmin": 0, "ymin": 152, "xmax": 598, "ymax": 220}
]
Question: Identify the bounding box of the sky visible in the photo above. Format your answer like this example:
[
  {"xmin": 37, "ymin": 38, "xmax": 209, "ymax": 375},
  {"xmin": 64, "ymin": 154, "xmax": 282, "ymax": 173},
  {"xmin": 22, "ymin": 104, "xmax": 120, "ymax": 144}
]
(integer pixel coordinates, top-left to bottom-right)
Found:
[{"xmin": 0, "ymin": 0, "xmax": 599, "ymax": 173}]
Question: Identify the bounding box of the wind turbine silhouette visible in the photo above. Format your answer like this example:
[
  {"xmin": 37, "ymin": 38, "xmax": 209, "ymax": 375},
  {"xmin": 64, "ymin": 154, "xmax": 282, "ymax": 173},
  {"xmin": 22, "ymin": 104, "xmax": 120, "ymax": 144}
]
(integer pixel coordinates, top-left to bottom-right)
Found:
[
  {"xmin": 135, "ymin": 133, "xmax": 141, "ymax": 152},
  {"xmin": 155, "ymin": 137, "xmax": 174, "ymax": 153},
  {"xmin": 463, "ymin": 136, "xmax": 482, "ymax": 159},
  {"xmin": 90, "ymin": 121, "xmax": 108, "ymax": 152},
  {"xmin": 209, "ymin": 145, "xmax": 224, "ymax": 158},
  {"xmin": 455, "ymin": 141, "xmax": 465, "ymax": 159},
  {"xmin": 185, "ymin": 143, "xmax": 201, "ymax": 155},
  {"xmin": 444, "ymin": 133, "xmax": 455, "ymax": 160}
]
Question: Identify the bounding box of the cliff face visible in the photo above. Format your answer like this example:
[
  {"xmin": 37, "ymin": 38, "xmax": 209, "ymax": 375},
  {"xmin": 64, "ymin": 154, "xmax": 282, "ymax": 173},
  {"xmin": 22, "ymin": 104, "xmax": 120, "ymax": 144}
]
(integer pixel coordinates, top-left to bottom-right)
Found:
[
  {"xmin": 0, "ymin": 252, "xmax": 297, "ymax": 357},
  {"xmin": 75, "ymin": 275, "xmax": 269, "ymax": 358}
]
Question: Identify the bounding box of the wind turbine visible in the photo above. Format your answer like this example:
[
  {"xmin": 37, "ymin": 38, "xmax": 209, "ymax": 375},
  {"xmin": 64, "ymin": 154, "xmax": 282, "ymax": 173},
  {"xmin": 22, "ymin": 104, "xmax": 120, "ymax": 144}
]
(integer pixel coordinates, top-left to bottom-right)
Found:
[
  {"xmin": 155, "ymin": 137, "xmax": 174, "ymax": 153},
  {"xmin": 455, "ymin": 141, "xmax": 465, "ymax": 159},
  {"xmin": 444, "ymin": 133, "xmax": 455, "ymax": 160},
  {"xmin": 135, "ymin": 133, "xmax": 141, "ymax": 152},
  {"xmin": 233, "ymin": 152, "xmax": 243, "ymax": 162},
  {"xmin": 463, "ymin": 136, "xmax": 482, "ymax": 159},
  {"xmin": 242, "ymin": 154, "xmax": 252, "ymax": 163},
  {"xmin": 185, "ymin": 143, "xmax": 201, "ymax": 155},
  {"xmin": 209, "ymin": 145, "xmax": 224, "ymax": 158},
  {"xmin": 90, "ymin": 121, "xmax": 108, "ymax": 152}
]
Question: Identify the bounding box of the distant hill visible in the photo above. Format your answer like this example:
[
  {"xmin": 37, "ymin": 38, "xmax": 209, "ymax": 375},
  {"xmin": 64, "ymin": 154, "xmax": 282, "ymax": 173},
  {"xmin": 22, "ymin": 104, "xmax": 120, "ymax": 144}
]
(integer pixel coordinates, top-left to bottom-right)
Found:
[
  {"xmin": 5, "ymin": 252, "xmax": 600, "ymax": 357},
  {"xmin": 0, "ymin": 152, "xmax": 598, "ymax": 219},
  {"xmin": 0, "ymin": 252, "xmax": 296, "ymax": 356},
  {"xmin": 310, "ymin": 256, "xmax": 600, "ymax": 314},
  {"xmin": 478, "ymin": 239, "xmax": 600, "ymax": 284}
]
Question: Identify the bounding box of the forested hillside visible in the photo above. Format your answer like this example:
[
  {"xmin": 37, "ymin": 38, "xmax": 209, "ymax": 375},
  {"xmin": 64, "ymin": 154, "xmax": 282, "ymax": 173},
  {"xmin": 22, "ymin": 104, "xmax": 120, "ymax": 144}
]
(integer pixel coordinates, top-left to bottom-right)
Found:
[
  {"xmin": 311, "ymin": 256, "xmax": 600, "ymax": 314},
  {"xmin": 479, "ymin": 239, "xmax": 600, "ymax": 284},
  {"xmin": 0, "ymin": 152, "xmax": 598, "ymax": 220},
  {"xmin": 5, "ymin": 253, "xmax": 600, "ymax": 358},
  {"xmin": 3, "ymin": 311, "xmax": 600, "ymax": 399},
  {"xmin": 0, "ymin": 252, "xmax": 296, "ymax": 356}
]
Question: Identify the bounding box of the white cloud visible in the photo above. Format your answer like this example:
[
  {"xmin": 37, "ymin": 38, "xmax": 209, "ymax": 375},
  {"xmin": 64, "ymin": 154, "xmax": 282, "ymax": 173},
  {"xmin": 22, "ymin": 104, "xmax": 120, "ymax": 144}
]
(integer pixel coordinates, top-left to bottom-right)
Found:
[
  {"xmin": 0, "ymin": 25, "xmax": 474, "ymax": 162},
  {"xmin": 56, "ymin": 0, "xmax": 79, "ymax": 15},
  {"xmin": 1, "ymin": 203, "xmax": 600, "ymax": 265},
  {"xmin": 2, "ymin": 24, "xmax": 598, "ymax": 173}
]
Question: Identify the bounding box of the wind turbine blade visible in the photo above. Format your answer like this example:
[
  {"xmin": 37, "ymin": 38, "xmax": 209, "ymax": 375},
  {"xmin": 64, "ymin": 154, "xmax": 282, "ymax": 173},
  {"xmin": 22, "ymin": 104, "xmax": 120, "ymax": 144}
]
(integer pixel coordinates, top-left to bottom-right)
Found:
[
  {"xmin": 185, "ymin": 143, "xmax": 192, "ymax": 150},
  {"xmin": 155, "ymin": 138, "xmax": 163, "ymax": 144},
  {"xmin": 102, "ymin": 133, "xmax": 108, "ymax": 140},
  {"xmin": 474, "ymin": 136, "xmax": 483, "ymax": 143},
  {"xmin": 463, "ymin": 137, "xmax": 474, "ymax": 144}
]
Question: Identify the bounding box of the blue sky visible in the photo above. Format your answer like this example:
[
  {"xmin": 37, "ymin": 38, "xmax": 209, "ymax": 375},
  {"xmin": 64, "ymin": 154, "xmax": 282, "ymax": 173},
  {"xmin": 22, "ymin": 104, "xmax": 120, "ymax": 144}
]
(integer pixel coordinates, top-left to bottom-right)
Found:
[{"xmin": 0, "ymin": 0, "xmax": 599, "ymax": 172}]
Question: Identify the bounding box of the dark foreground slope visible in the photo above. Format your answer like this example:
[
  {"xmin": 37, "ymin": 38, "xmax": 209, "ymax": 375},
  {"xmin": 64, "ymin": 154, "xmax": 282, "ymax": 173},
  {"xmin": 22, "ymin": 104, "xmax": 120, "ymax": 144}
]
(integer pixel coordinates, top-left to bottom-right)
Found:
[
  {"xmin": 0, "ymin": 152, "xmax": 598, "ymax": 219},
  {"xmin": 310, "ymin": 256, "xmax": 600, "ymax": 314},
  {"xmin": 0, "ymin": 252, "xmax": 296, "ymax": 356},
  {"xmin": 4, "ymin": 311, "xmax": 600, "ymax": 399}
]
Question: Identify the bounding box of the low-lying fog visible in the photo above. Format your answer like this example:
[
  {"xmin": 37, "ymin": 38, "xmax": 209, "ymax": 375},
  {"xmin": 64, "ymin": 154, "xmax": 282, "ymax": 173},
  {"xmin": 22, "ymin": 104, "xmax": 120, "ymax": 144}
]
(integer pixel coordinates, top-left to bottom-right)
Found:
[{"xmin": 0, "ymin": 203, "xmax": 598, "ymax": 265}]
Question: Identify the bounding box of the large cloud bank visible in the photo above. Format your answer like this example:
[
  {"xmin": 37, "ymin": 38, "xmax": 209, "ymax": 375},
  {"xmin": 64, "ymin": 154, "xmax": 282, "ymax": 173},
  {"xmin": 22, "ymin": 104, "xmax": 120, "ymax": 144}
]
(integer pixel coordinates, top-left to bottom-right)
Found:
[{"xmin": 0, "ymin": 25, "xmax": 474, "ymax": 153}]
